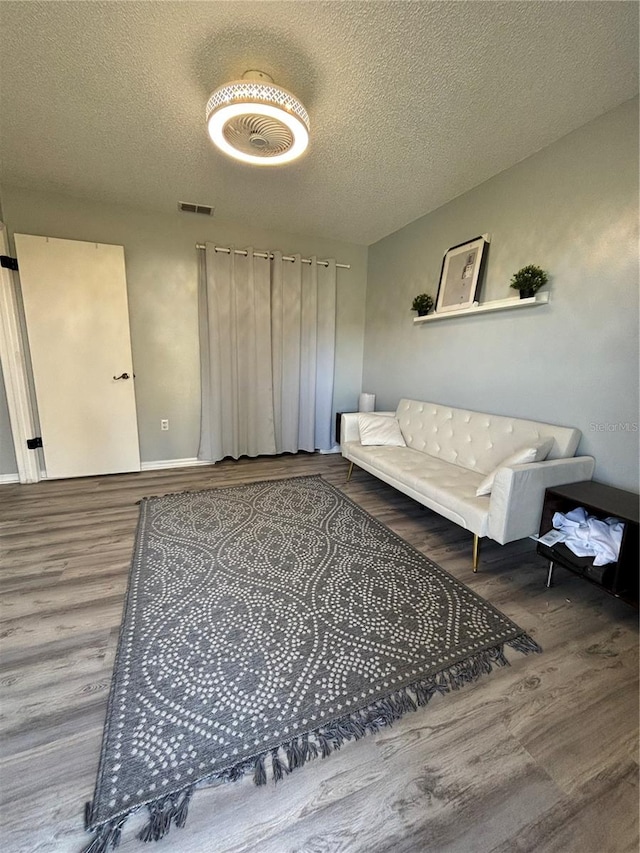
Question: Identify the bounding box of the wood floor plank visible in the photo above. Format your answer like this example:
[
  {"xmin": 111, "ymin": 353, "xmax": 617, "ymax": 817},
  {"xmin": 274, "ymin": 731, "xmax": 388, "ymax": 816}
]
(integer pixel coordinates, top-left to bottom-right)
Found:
[{"xmin": 0, "ymin": 455, "xmax": 637, "ymax": 853}]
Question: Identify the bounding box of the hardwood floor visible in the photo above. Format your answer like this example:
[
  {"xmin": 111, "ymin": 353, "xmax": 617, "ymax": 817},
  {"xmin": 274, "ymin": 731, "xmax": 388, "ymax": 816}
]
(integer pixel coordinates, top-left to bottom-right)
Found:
[{"xmin": 1, "ymin": 454, "xmax": 637, "ymax": 853}]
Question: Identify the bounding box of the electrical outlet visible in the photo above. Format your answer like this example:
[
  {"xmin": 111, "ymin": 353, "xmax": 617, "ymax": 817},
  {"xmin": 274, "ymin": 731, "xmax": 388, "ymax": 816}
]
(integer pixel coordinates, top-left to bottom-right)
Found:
[{"xmin": 161, "ymin": 419, "xmax": 169, "ymax": 431}]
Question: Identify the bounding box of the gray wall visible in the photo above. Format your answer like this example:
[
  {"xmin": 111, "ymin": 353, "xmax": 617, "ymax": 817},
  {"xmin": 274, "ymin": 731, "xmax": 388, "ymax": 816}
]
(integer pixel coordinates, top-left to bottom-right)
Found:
[
  {"xmin": 0, "ymin": 191, "xmax": 368, "ymax": 471},
  {"xmin": 363, "ymin": 98, "xmax": 639, "ymax": 491}
]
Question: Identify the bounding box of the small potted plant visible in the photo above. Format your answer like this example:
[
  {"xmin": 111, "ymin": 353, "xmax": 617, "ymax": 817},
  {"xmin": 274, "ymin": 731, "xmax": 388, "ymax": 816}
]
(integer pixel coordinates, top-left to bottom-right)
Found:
[
  {"xmin": 509, "ymin": 264, "xmax": 549, "ymax": 299},
  {"xmin": 411, "ymin": 293, "xmax": 434, "ymax": 316}
]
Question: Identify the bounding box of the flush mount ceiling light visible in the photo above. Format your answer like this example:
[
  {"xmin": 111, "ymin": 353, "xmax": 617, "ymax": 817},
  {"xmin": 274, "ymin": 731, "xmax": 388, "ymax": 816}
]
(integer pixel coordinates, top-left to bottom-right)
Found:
[{"xmin": 206, "ymin": 70, "xmax": 309, "ymax": 165}]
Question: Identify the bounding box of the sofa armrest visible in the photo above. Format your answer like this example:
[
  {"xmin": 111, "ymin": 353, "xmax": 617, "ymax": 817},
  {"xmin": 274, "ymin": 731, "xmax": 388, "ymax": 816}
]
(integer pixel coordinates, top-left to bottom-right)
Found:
[
  {"xmin": 340, "ymin": 411, "xmax": 396, "ymax": 445},
  {"xmin": 488, "ymin": 456, "xmax": 596, "ymax": 544}
]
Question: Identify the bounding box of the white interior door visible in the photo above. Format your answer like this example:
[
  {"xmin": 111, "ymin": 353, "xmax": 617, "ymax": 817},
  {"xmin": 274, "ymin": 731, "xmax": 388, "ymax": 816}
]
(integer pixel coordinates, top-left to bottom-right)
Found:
[{"xmin": 14, "ymin": 234, "xmax": 141, "ymax": 479}]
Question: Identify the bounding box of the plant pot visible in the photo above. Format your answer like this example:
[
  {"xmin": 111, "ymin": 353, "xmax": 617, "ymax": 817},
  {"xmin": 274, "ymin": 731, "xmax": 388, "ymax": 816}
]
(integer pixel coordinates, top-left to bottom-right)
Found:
[
  {"xmin": 518, "ymin": 289, "xmax": 535, "ymax": 299},
  {"xmin": 417, "ymin": 310, "xmax": 428, "ymax": 316}
]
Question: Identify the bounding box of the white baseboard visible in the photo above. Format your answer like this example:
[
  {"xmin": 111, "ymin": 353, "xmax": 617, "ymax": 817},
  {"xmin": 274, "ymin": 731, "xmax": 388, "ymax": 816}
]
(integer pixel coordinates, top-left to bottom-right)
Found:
[
  {"xmin": 140, "ymin": 458, "xmax": 214, "ymax": 472},
  {"xmin": 0, "ymin": 472, "xmax": 20, "ymax": 484},
  {"xmin": 1, "ymin": 462, "xmax": 208, "ymax": 482},
  {"xmin": 3, "ymin": 451, "xmax": 342, "ymax": 482}
]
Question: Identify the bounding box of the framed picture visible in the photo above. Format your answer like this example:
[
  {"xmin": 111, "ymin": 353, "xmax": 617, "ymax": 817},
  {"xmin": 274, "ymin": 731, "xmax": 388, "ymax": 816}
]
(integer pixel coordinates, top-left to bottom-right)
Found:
[{"xmin": 435, "ymin": 235, "xmax": 489, "ymax": 313}]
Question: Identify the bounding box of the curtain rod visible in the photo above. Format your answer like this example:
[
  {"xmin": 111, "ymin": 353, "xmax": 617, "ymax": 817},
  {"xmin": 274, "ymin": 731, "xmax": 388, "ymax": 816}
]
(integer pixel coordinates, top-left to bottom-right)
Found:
[{"xmin": 196, "ymin": 244, "xmax": 350, "ymax": 269}]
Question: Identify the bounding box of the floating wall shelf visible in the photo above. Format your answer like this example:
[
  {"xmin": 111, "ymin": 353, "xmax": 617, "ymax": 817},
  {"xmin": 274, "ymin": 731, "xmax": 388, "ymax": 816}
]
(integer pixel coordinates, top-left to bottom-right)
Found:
[{"xmin": 413, "ymin": 291, "xmax": 549, "ymax": 324}]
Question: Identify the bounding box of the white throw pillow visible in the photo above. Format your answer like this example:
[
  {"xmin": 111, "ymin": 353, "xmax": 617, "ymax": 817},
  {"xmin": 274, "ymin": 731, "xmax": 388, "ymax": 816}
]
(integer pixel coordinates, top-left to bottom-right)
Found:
[
  {"xmin": 531, "ymin": 436, "xmax": 555, "ymax": 463},
  {"xmin": 358, "ymin": 414, "xmax": 406, "ymax": 447},
  {"xmin": 475, "ymin": 437, "xmax": 554, "ymax": 497}
]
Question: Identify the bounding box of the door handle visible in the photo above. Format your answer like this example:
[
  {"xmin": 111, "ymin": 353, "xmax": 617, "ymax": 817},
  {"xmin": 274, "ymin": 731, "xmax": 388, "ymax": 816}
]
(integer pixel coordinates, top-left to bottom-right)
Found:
[{"xmin": 113, "ymin": 372, "xmax": 131, "ymax": 380}]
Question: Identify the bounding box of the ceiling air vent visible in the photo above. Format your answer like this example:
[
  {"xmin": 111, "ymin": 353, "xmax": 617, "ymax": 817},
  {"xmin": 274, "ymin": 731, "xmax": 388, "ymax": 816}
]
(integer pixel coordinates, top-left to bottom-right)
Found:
[{"xmin": 178, "ymin": 201, "xmax": 214, "ymax": 216}]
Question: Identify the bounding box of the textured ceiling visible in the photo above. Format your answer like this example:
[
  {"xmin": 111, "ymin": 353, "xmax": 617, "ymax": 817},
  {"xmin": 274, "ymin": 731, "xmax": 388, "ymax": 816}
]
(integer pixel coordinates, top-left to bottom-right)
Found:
[{"xmin": 0, "ymin": 1, "xmax": 637, "ymax": 245}]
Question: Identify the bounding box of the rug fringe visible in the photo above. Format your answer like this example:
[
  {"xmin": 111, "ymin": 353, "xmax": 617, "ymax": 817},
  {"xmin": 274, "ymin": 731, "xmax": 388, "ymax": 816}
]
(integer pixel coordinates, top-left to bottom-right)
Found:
[
  {"xmin": 83, "ymin": 786, "xmax": 196, "ymax": 851},
  {"xmin": 271, "ymin": 745, "xmax": 289, "ymax": 781},
  {"xmin": 506, "ymin": 632, "xmax": 543, "ymax": 655},
  {"xmin": 253, "ymin": 752, "xmax": 267, "ymax": 786},
  {"xmin": 81, "ymin": 815, "xmax": 127, "ymax": 853},
  {"xmin": 83, "ymin": 633, "xmax": 541, "ymax": 847},
  {"xmin": 250, "ymin": 635, "xmax": 541, "ymax": 787},
  {"xmin": 172, "ymin": 786, "xmax": 195, "ymax": 828},
  {"xmin": 137, "ymin": 785, "xmax": 196, "ymax": 843}
]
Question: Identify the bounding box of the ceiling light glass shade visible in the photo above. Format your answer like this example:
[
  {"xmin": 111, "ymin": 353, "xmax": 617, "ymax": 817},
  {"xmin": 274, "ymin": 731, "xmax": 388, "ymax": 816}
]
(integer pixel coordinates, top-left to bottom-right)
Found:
[{"xmin": 206, "ymin": 73, "xmax": 310, "ymax": 166}]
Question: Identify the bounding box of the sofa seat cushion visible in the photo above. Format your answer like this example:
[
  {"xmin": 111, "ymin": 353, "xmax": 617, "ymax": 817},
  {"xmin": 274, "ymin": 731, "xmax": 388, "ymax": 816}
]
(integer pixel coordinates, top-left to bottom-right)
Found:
[{"xmin": 344, "ymin": 442, "xmax": 490, "ymax": 535}]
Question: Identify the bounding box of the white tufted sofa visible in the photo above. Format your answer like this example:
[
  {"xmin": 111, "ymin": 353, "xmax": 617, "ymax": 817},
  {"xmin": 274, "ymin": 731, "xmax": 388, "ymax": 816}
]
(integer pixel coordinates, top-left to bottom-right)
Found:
[{"xmin": 341, "ymin": 398, "xmax": 595, "ymax": 568}]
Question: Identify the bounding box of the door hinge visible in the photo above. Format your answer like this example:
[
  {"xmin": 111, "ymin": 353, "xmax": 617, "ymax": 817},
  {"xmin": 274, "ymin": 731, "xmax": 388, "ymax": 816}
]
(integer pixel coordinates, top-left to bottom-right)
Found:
[
  {"xmin": 27, "ymin": 436, "xmax": 42, "ymax": 449},
  {"xmin": 0, "ymin": 255, "xmax": 19, "ymax": 271}
]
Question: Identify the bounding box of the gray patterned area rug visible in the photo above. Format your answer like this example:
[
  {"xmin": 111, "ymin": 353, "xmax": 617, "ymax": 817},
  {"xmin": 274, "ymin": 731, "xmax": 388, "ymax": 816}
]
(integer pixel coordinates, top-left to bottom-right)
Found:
[{"xmin": 83, "ymin": 475, "xmax": 540, "ymax": 851}]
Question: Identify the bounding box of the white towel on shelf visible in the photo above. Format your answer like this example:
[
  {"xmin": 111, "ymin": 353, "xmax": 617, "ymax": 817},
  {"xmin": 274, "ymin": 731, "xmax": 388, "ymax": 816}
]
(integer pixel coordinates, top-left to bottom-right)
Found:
[{"xmin": 552, "ymin": 507, "xmax": 624, "ymax": 566}]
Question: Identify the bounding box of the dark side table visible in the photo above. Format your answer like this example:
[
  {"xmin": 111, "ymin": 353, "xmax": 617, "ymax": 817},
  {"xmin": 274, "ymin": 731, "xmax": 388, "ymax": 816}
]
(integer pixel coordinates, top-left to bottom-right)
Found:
[{"xmin": 537, "ymin": 481, "xmax": 639, "ymax": 607}]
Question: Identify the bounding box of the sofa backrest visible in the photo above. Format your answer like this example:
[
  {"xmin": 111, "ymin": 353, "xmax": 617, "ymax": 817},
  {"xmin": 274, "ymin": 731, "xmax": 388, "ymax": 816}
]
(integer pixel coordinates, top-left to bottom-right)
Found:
[{"xmin": 395, "ymin": 399, "xmax": 581, "ymax": 475}]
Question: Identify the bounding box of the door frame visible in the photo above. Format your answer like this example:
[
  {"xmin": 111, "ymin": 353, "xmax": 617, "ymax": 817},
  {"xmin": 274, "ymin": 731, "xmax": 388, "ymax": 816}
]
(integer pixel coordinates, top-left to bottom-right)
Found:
[{"xmin": 0, "ymin": 222, "xmax": 40, "ymax": 483}]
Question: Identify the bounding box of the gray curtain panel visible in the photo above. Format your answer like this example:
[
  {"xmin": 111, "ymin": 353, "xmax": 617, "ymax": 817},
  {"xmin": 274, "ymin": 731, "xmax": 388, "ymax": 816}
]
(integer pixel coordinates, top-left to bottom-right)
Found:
[{"xmin": 198, "ymin": 244, "xmax": 336, "ymax": 461}]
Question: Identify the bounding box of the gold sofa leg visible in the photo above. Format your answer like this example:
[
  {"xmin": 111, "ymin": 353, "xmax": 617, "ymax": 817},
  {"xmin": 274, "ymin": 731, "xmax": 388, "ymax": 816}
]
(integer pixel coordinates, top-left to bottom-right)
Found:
[
  {"xmin": 346, "ymin": 461, "xmax": 354, "ymax": 482},
  {"xmin": 473, "ymin": 535, "xmax": 480, "ymax": 572}
]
